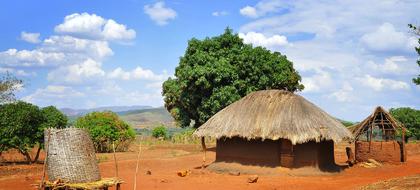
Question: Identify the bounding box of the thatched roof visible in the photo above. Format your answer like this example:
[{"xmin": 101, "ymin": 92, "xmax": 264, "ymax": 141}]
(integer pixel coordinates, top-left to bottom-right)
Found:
[
  {"xmin": 194, "ymin": 90, "xmax": 352, "ymax": 144},
  {"xmin": 351, "ymin": 106, "xmax": 406, "ymax": 140}
]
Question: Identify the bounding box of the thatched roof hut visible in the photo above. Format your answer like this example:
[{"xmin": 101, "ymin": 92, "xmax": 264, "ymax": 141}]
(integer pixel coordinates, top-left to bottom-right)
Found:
[
  {"xmin": 351, "ymin": 106, "xmax": 406, "ymax": 163},
  {"xmin": 195, "ymin": 90, "xmax": 352, "ymax": 168},
  {"xmin": 195, "ymin": 90, "xmax": 352, "ymax": 144}
]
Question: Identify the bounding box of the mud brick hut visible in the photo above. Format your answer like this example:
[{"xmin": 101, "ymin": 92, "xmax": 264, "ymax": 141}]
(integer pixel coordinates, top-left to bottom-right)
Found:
[
  {"xmin": 351, "ymin": 106, "xmax": 407, "ymax": 163},
  {"xmin": 194, "ymin": 90, "xmax": 352, "ymax": 169}
]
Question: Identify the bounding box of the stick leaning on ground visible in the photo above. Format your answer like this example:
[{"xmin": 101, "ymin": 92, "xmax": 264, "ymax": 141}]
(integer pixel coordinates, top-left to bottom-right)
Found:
[
  {"xmin": 38, "ymin": 129, "xmax": 51, "ymax": 190},
  {"xmin": 133, "ymin": 141, "xmax": 142, "ymax": 190}
]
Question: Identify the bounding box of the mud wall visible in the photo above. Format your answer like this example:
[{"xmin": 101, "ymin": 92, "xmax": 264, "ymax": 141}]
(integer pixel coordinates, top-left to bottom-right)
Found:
[
  {"xmin": 216, "ymin": 137, "xmax": 280, "ymax": 167},
  {"xmin": 293, "ymin": 140, "xmax": 335, "ymax": 168},
  {"xmin": 216, "ymin": 137, "xmax": 336, "ymax": 168},
  {"xmin": 355, "ymin": 141, "xmax": 403, "ymax": 163}
]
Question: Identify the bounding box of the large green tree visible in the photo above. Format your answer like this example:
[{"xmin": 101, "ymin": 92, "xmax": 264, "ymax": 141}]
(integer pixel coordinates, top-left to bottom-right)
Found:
[
  {"xmin": 162, "ymin": 28, "xmax": 304, "ymax": 128},
  {"xmin": 0, "ymin": 102, "xmax": 67, "ymax": 163},
  {"xmin": 75, "ymin": 111, "xmax": 136, "ymax": 152},
  {"xmin": 390, "ymin": 107, "xmax": 420, "ymax": 140},
  {"xmin": 0, "ymin": 101, "xmax": 44, "ymax": 163},
  {"xmin": 408, "ymin": 24, "xmax": 420, "ymax": 85},
  {"xmin": 0, "ymin": 72, "xmax": 23, "ymax": 104}
]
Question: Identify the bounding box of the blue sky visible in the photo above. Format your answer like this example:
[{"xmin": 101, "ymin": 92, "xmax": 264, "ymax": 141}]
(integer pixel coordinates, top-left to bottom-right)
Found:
[{"xmin": 0, "ymin": 0, "xmax": 419, "ymax": 121}]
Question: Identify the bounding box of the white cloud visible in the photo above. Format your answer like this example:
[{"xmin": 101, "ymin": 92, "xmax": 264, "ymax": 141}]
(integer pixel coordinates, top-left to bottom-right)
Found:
[
  {"xmin": 240, "ymin": 6, "xmax": 258, "ymax": 18},
  {"xmin": 360, "ymin": 23, "xmax": 417, "ymax": 52},
  {"xmin": 240, "ymin": 0, "xmax": 288, "ymax": 18},
  {"xmin": 212, "ymin": 11, "xmax": 228, "ymax": 17},
  {"xmin": 0, "ymin": 48, "xmax": 65, "ymax": 67},
  {"xmin": 366, "ymin": 56, "xmax": 417, "ymax": 75},
  {"xmin": 329, "ymin": 83, "xmax": 354, "ymax": 102},
  {"xmin": 360, "ymin": 75, "xmax": 410, "ymax": 91},
  {"xmin": 48, "ymin": 59, "xmax": 105, "ymax": 84},
  {"xmin": 20, "ymin": 32, "xmax": 40, "ymax": 43},
  {"xmin": 107, "ymin": 66, "xmax": 169, "ymax": 81},
  {"xmin": 239, "ymin": 32, "xmax": 288, "ymax": 51},
  {"xmin": 144, "ymin": 1, "xmax": 177, "ymax": 26},
  {"xmin": 0, "ymin": 67, "xmax": 34, "ymax": 76},
  {"xmin": 22, "ymin": 85, "xmax": 85, "ymax": 106},
  {"xmin": 301, "ymin": 70, "xmax": 333, "ymax": 93},
  {"xmin": 55, "ymin": 13, "xmax": 136, "ymax": 41}
]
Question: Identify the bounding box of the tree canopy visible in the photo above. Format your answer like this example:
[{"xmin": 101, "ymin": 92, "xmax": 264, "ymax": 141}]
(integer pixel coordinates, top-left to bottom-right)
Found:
[
  {"xmin": 0, "ymin": 72, "xmax": 23, "ymax": 104},
  {"xmin": 408, "ymin": 24, "xmax": 420, "ymax": 85},
  {"xmin": 162, "ymin": 28, "xmax": 304, "ymax": 128},
  {"xmin": 75, "ymin": 111, "xmax": 136, "ymax": 152},
  {"xmin": 390, "ymin": 107, "xmax": 420, "ymax": 140},
  {"xmin": 0, "ymin": 101, "xmax": 44, "ymax": 163}
]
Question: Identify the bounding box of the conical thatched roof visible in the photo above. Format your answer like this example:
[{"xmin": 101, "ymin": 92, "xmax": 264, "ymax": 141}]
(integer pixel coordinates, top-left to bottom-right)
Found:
[
  {"xmin": 194, "ymin": 90, "xmax": 352, "ymax": 144},
  {"xmin": 351, "ymin": 106, "xmax": 406, "ymax": 140}
]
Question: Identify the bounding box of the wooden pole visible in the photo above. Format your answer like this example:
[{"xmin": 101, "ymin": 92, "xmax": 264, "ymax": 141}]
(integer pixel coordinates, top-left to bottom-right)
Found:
[
  {"xmin": 201, "ymin": 137, "xmax": 206, "ymax": 169},
  {"xmin": 112, "ymin": 142, "xmax": 119, "ymax": 177},
  {"xmin": 39, "ymin": 129, "xmax": 51, "ymax": 190},
  {"xmin": 402, "ymin": 127, "xmax": 406, "ymax": 162},
  {"xmin": 134, "ymin": 140, "xmax": 142, "ymax": 190}
]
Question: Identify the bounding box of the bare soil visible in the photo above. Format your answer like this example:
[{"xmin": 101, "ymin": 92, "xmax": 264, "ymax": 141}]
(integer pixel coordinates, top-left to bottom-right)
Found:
[{"xmin": 1, "ymin": 143, "xmax": 420, "ymax": 190}]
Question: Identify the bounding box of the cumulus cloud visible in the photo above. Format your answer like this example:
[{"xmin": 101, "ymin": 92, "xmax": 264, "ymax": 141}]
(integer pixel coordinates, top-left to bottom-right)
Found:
[
  {"xmin": 55, "ymin": 13, "xmax": 136, "ymax": 41},
  {"xmin": 48, "ymin": 59, "xmax": 105, "ymax": 84},
  {"xmin": 360, "ymin": 23, "xmax": 417, "ymax": 53},
  {"xmin": 366, "ymin": 56, "xmax": 417, "ymax": 75},
  {"xmin": 240, "ymin": 0, "xmax": 288, "ymax": 18},
  {"xmin": 329, "ymin": 83, "xmax": 354, "ymax": 102},
  {"xmin": 20, "ymin": 32, "xmax": 41, "ymax": 43},
  {"xmin": 301, "ymin": 70, "xmax": 333, "ymax": 93},
  {"xmin": 239, "ymin": 32, "xmax": 288, "ymax": 51},
  {"xmin": 144, "ymin": 1, "xmax": 177, "ymax": 26},
  {"xmin": 360, "ymin": 75, "xmax": 410, "ymax": 91},
  {"xmin": 0, "ymin": 48, "xmax": 65, "ymax": 67},
  {"xmin": 107, "ymin": 67, "xmax": 169, "ymax": 81},
  {"xmin": 22, "ymin": 85, "xmax": 85, "ymax": 106}
]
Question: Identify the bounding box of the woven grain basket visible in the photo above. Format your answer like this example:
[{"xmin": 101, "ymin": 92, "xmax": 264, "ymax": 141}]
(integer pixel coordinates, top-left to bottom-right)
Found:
[{"xmin": 45, "ymin": 128, "xmax": 101, "ymax": 183}]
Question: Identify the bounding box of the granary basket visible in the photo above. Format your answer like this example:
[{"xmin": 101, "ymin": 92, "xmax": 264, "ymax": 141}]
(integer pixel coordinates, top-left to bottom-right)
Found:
[{"xmin": 45, "ymin": 128, "xmax": 101, "ymax": 183}]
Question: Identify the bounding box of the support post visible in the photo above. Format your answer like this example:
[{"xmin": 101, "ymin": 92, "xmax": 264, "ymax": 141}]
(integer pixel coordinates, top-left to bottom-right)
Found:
[
  {"xmin": 39, "ymin": 129, "xmax": 51, "ymax": 190},
  {"xmin": 112, "ymin": 142, "xmax": 119, "ymax": 177}
]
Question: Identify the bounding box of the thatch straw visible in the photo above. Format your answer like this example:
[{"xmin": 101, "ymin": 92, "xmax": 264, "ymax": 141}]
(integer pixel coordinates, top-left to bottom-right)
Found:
[{"xmin": 194, "ymin": 90, "xmax": 352, "ymax": 145}]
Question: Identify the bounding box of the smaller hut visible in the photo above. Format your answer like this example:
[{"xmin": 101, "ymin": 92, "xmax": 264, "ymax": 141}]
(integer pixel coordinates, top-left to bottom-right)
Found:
[{"xmin": 351, "ymin": 106, "xmax": 407, "ymax": 163}]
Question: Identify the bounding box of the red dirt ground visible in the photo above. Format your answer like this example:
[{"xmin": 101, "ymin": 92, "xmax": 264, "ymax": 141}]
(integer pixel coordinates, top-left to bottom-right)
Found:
[{"xmin": 1, "ymin": 143, "xmax": 420, "ymax": 190}]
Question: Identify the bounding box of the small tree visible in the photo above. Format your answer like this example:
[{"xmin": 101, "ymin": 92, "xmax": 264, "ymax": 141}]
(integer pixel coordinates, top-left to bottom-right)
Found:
[
  {"xmin": 0, "ymin": 72, "xmax": 23, "ymax": 104},
  {"xmin": 162, "ymin": 28, "xmax": 304, "ymax": 128},
  {"xmin": 152, "ymin": 124, "xmax": 168, "ymax": 139},
  {"xmin": 75, "ymin": 111, "xmax": 136, "ymax": 152},
  {"xmin": 0, "ymin": 101, "xmax": 43, "ymax": 163},
  {"xmin": 390, "ymin": 107, "xmax": 420, "ymax": 141},
  {"xmin": 408, "ymin": 24, "xmax": 420, "ymax": 85}
]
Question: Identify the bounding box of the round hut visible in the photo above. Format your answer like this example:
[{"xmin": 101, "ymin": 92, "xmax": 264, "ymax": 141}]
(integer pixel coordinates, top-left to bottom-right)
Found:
[
  {"xmin": 194, "ymin": 90, "xmax": 352, "ymax": 169},
  {"xmin": 351, "ymin": 106, "xmax": 407, "ymax": 163}
]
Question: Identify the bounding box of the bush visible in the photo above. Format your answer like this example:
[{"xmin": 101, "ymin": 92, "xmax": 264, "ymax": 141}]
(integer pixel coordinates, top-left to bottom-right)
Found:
[
  {"xmin": 152, "ymin": 125, "xmax": 168, "ymax": 139},
  {"xmin": 171, "ymin": 128, "xmax": 197, "ymax": 144},
  {"xmin": 75, "ymin": 111, "xmax": 135, "ymax": 152}
]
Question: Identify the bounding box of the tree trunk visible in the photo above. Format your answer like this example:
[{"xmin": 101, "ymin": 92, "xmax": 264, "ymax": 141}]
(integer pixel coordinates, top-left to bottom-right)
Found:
[
  {"xmin": 19, "ymin": 149, "xmax": 32, "ymax": 164},
  {"xmin": 33, "ymin": 146, "xmax": 42, "ymax": 163}
]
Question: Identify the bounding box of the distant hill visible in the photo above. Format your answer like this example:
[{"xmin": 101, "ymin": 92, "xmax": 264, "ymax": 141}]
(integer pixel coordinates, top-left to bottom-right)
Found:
[
  {"xmin": 60, "ymin": 105, "xmax": 153, "ymax": 117},
  {"xmin": 119, "ymin": 107, "xmax": 175, "ymax": 128}
]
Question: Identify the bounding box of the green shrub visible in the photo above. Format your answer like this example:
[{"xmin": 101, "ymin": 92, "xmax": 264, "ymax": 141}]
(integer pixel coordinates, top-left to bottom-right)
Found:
[
  {"xmin": 171, "ymin": 128, "xmax": 197, "ymax": 144},
  {"xmin": 152, "ymin": 125, "xmax": 168, "ymax": 139},
  {"xmin": 75, "ymin": 111, "xmax": 135, "ymax": 153}
]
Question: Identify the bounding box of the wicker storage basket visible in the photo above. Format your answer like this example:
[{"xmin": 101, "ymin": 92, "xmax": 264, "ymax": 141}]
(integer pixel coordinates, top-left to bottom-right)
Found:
[{"xmin": 45, "ymin": 128, "xmax": 101, "ymax": 183}]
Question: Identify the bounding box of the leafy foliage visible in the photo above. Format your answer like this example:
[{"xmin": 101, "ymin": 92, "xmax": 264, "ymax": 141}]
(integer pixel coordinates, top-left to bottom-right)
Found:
[
  {"xmin": 408, "ymin": 24, "xmax": 420, "ymax": 85},
  {"xmin": 75, "ymin": 111, "xmax": 136, "ymax": 152},
  {"xmin": 390, "ymin": 107, "xmax": 420, "ymax": 140},
  {"xmin": 0, "ymin": 72, "xmax": 23, "ymax": 104},
  {"xmin": 41, "ymin": 106, "xmax": 68, "ymax": 129},
  {"xmin": 162, "ymin": 28, "xmax": 304, "ymax": 128},
  {"xmin": 151, "ymin": 124, "xmax": 168, "ymax": 139},
  {"xmin": 0, "ymin": 101, "xmax": 44, "ymax": 163}
]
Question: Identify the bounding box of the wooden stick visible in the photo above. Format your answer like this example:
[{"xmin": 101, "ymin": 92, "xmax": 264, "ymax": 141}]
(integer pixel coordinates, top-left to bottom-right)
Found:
[
  {"xmin": 39, "ymin": 129, "xmax": 51, "ymax": 190},
  {"xmin": 134, "ymin": 141, "xmax": 142, "ymax": 190},
  {"xmin": 201, "ymin": 137, "xmax": 206, "ymax": 169},
  {"xmin": 112, "ymin": 142, "xmax": 119, "ymax": 177}
]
